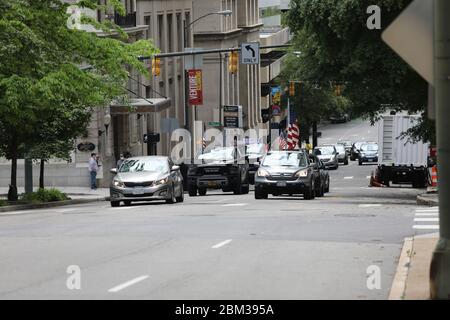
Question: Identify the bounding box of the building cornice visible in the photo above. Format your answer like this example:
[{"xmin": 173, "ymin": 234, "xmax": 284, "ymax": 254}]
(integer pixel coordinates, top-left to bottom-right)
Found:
[{"xmin": 193, "ymin": 28, "xmax": 243, "ymax": 41}]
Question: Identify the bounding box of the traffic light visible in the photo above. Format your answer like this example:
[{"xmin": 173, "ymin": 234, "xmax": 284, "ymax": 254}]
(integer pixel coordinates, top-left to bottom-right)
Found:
[
  {"xmin": 152, "ymin": 57, "xmax": 161, "ymax": 77},
  {"xmin": 289, "ymin": 81, "xmax": 295, "ymax": 96},
  {"xmin": 334, "ymin": 84, "xmax": 342, "ymax": 96},
  {"xmin": 228, "ymin": 51, "xmax": 238, "ymax": 74}
]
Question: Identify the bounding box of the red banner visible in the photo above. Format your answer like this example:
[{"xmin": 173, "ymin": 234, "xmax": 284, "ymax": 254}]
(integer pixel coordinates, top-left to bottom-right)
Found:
[{"xmin": 188, "ymin": 69, "xmax": 203, "ymax": 106}]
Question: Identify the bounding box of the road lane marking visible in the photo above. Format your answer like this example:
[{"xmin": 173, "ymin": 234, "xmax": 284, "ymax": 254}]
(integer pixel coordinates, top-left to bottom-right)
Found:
[
  {"xmin": 344, "ymin": 176, "xmax": 354, "ymax": 180},
  {"xmin": 358, "ymin": 204, "xmax": 382, "ymax": 208},
  {"xmin": 414, "ymin": 218, "xmax": 439, "ymax": 222},
  {"xmin": 415, "ymin": 213, "xmax": 439, "ymax": 216},
  {"xmin": 108, "ymin": 275, "xmax": 149, "ymax": 293},
  {"xmin": 415, "ymin": 208, "xmax": 439, "ymax": 212},
  {"xmin": 221, "ymin": 203, "xmax": 248, "ymax": 207},
  {"xmin": 413, "ymin": 225, "xmax": 439, "ymax": 230},
  {"xmin": 0, "ymin": 210, "xmax": 34, "ymax": 216},
  {"xmin": 59, "ymin": 208, "xmax": 78, "ymax": 213},
  {"xmin": 212, "ymin": 239, "xmax": 232, "ymax": 249}
]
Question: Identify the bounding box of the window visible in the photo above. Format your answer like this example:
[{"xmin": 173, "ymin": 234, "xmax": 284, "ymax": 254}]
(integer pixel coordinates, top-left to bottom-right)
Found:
[
  {"xmin": 144, "ymin": 16, "xmax": 151, "ymax": 40},
  {"xmin": 167, "ymin": 14, "xmax": 173, "ymax": 52},
  {"xmin": 158, "ymin": 14, "xmax": 165, "ymax": 52},
  {"xmin": 176, "ymin": 13, "xmax": 182, "ymax": 51}
]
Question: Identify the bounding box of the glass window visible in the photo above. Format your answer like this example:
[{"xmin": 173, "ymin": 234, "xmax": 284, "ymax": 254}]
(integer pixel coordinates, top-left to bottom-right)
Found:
[
  {"xmin": 119, "ymin": 158, "xmax": 169, "ymax": 173},
  {"xmin": 262, "ymin": 152, "xmax": 308, "ymax": 167},
  {"xmin": 314, "ymin": 146, "xmax": 335, "ymax": 155},
  {"xmin": 361, "ymin": 144, "xmax": 379, "ymax": 151}
]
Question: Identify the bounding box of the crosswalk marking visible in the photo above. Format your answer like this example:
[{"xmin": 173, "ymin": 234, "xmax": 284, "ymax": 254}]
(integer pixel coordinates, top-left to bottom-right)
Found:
[{"xmin": 413, "ymin": 207, "xmax": 439, "ymax": 232}]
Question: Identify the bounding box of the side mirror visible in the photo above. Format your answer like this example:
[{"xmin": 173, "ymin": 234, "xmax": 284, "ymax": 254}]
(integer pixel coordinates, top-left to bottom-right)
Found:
[
  {"xmin": 110, "ymin": 168, "xmax": 118, "ymax": 174},
  {"xmin": 171, "ymin": 165, "xmax": 180, "ymax": 171}
]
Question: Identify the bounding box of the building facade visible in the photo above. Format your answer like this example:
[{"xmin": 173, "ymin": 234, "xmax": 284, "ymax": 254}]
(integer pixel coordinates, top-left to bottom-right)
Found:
[{"xmin": 0, "ymin": 0, "xmax": 274, "ymax": 189}]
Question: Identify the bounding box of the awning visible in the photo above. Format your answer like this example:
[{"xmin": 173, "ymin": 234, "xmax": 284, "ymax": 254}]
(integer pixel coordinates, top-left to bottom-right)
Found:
[{"xmin": 110, "ymin": 98, "xmax": 171, "ymax": 114}]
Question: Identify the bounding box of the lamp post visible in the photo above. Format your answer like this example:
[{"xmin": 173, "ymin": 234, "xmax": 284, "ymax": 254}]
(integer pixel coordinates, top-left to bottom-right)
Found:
[{"xmin": 183, "ymin": 9, "xmax": 233, "ymax": 160}]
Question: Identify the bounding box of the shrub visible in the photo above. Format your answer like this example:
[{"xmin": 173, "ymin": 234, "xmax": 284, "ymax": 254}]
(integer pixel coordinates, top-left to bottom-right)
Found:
[
  {"xmin": 21, "ymin": 188, "xmax": 69, "ymax": 203},
  {"xmin": 0, "ymin": 199, "xmax": 7, "ymax": 207}
]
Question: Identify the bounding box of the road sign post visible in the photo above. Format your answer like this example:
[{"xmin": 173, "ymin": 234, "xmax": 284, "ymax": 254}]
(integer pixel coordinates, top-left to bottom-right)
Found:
[
  {"xmin": 241, "ymin": 42, "xmax": 260, "ymax": 65},
  {"xmin": 430, "ymin": 0, "xmax": 450, "ymax": 300}
]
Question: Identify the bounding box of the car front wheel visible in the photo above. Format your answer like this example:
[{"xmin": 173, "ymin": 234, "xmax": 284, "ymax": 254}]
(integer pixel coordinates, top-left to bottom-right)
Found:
[
  {"xmin": 110, "ymin": 201, "xmax": 120, "ymax": 207},
  {"xmin": 255, "ymin": 188, "xmax": 268, "ymax": 199}
]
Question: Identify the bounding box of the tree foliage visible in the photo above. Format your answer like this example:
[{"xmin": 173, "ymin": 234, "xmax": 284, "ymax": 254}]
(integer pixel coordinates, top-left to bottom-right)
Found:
[
  {"xmin": 283, "ymin": 0, "xmax": 433, "ymax": 142},
  {"xmin": 0, "ymin": 0, "xmax": 157, "ymax": 198}
]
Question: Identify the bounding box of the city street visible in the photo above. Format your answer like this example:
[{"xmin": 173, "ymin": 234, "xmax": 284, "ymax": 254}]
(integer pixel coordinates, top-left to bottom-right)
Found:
[{"xmin": 0, "ymin": 120, "xmax": 426, "ymax": 300}]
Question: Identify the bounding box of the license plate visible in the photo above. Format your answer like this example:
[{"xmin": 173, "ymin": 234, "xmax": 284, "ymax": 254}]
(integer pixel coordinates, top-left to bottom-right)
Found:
[
  {"xmin": 368, "ymin": 158, "xmax": 374, "ymax": 162},
  {"xmin": 133, "ymin": 188, "xmax": 145, "ymax": 195},
  {"xmin": 207, "ymin": 181, "xmax": 217, "ymax": 187},
  {"xmin": 277, "ymin": 181, "xmax": 287, "ymax": 187}
]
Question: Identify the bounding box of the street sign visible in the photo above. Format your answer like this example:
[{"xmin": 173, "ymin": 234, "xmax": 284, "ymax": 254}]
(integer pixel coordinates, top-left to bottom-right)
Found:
[
  {"xmin": 187, "ymin": 69, "xmax": 203, "ymax": 106},
  {"xmin": 208, "ymin": 121, "xmax": 222, "ymax": 127},
  {"xmin": 381, "ymin": 0, "xmax": 433, "ymax": 85},
  {"xmin": 223, "ymin": 105, "xmax": 243, "ymax": 128},
  {"xmin": 241, "ymin": 42, "xmax": 260, "ymax": 65}
]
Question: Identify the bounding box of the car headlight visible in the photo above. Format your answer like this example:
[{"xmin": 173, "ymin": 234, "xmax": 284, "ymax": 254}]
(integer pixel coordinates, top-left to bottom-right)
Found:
[
  {"xmin": 295, "ymin": 169, "xmax": 309, "ymax": 177},
  {"xmin": 257, "ymin": 168, "xmax": 270, "ymax": 177},
  {"xmin": 154, "ymin": 177, "xmax": 169, "ymax": 186},
  {"xmin": 113, "ymin": 180, "xmax": 125, "ymax": 188}
]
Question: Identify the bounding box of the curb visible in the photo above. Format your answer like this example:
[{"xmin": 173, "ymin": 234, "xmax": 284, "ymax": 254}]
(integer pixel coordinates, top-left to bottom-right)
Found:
[
  {"xmin": 417, "ymin": 194, "xmax": 439, "ymax": 207},
  {"xmin": 389, "ymin": 237, "xmax": 414, "ymax": 300},
  {"xmin": 0, "ymin": 197, "xmax": 106, "ymax": 213}
]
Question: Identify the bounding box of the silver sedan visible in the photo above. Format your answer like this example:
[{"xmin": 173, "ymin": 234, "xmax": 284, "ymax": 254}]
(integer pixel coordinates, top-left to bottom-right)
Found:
[{"xmin": 109, "ymin": 156, "xmax": 184, "ymax": 207}]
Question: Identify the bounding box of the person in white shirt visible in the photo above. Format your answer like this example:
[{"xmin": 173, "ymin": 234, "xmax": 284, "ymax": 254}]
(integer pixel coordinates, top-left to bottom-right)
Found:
[{"xmin": 88, "ymin": 153, "xmax": 99, "ymax": 189}]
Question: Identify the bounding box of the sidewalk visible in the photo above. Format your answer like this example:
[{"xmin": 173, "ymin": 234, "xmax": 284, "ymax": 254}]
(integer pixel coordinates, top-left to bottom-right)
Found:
[
  {"xmin": 390, "ymin": 233, "xmax": 439, "ymax": 300},
  {"xmin": 417, "ymin": 192, "xmax": 439, "ymax": 206},
  {"xmin": 0, "ymin": 186, "xmax": 109, "ymax": 200}
]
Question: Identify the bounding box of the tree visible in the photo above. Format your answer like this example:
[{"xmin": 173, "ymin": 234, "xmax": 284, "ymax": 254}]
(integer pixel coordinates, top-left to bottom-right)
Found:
[
  {"xmin": 0, "ymin": 0, "xmax": 157, "ymax": 200},
  {"xmin": 284, "ymin": 0, "xmax": 433, "ymax": 142},
  {"xmin": 280, "ymin": 54, "xmax": 353, "ymax": 144}
]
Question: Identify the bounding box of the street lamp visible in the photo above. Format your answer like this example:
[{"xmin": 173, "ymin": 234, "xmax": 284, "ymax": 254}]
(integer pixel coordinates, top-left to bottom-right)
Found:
[{"xmin": 183, "ymin": 9, "xmax": 233, "ymax": 159}]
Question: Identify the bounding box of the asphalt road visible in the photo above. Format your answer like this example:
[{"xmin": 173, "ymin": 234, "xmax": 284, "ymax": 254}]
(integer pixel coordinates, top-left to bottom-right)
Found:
[{"xmin": 0, "ymin": 119, "xmax": 425, "ymax": 300}]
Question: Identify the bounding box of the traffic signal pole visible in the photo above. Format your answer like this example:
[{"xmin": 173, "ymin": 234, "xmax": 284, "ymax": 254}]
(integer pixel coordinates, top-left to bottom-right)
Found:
[{"xmin": 430, "ymin": 0, "xmax": 450, "ymax": 299}]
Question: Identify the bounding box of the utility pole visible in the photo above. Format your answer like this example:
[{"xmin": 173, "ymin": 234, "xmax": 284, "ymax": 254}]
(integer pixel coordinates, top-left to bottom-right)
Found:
[{"xmin": 430, "ymin": 0, "xmax": 450, "ymax": 299}]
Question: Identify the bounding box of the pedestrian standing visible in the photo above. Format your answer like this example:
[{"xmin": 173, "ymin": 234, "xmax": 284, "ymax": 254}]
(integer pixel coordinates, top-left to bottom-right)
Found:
[
  {"xmin": 117, "ymin": 154, "xmax": 125, "ymax": 169},
  {"xmin": 88, "ymin": 153, "xmax": 98, "ymax": 190}
]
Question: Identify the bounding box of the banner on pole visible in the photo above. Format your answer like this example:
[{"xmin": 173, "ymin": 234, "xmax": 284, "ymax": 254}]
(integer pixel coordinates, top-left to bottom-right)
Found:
[{"xmin": 188, "ymin": 69, "xmax": 203, "ymax": 106}]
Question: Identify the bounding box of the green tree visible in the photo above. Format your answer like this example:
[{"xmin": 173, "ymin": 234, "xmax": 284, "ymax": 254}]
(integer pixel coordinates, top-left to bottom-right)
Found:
[
  {"xmin": 284, "ymin": 0, "xmax": 433, "ymax": 142},
  {"xmin": 0, "ymin": 0, "xmax": 157, "ymax": 200}
]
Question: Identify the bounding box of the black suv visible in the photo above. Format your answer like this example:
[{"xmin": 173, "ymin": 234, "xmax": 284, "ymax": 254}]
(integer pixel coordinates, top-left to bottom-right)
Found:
[
  {"xmin": 254, "ymin": 149, "xmax": 317, "ymax": 200},
  {"xmin": 187, "ymin": 147, "xmax": 250, "ymax": 196}
]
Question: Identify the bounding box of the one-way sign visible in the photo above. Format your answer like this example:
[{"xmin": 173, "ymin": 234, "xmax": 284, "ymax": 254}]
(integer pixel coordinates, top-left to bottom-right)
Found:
[{"xmin": 241, "ymin": 42, "xmax": 260, "ymax": 65}]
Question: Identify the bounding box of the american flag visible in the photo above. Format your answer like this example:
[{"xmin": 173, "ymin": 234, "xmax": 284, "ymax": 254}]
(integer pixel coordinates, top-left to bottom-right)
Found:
[
  {"xmin": 279, "ymin": 135, "xmax": 288, "ymax": 150},
  {"xmin": 286, "ymin": 109, "xmax": 300, "ymax": 150}
]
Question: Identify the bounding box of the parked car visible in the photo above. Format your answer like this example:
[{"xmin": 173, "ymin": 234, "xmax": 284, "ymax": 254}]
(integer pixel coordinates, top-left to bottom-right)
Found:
[
  {"xmin": 109, "ymin": 156, "xmax": 184, "ymax": 207},
  {"xmin": 358, "ymin": 143, "xmax": 379, "ymax": 165},
  {"xmin": 318, "ymin": 159, "xmax": 330, "ymax": 193},
  {"xmin": 308, "ymin": 154, "xmax": 330, "ymax": 196},
  {"xmin": 329, "ymin": 113, "xmax": 350, "ymax": 124},
  {"xmin": 313, "ymin": 145, "xmax": 339, "ymax": 170},
  {"xmin": 187, "ymin": 147, "xmax": 250, "ymax": 196},
  {"xmin": 246, "ymin": 143, "xmax": 267, "ymax": 184},
  {"xmin": 254, "ymin": 149, "xmax": 317, "ymax": 200},
  {"xmin": 350, "ymin": 141, "xmax": 367, "ymax": 161},
  {"xmin": 334, "ymin": 144, "xmax": 349, "ymax": 165}
]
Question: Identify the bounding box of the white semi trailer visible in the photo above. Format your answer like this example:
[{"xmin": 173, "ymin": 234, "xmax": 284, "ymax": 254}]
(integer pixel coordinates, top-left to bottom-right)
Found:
[{"xmin": 377, "ymin": 114, "xmax": 429, "ymax": 188}]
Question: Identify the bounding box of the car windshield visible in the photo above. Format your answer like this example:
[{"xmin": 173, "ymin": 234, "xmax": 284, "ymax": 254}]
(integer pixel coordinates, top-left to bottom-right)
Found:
[
  {"xmin": 199, "ymin": 147, "xmax": 235, "ymax": 160},
  {"xmin": 315, "ymin": 146, "xmax": 335, "ymax": 155},
  {"xmin": 262, "ymin": 152, "xmax": 308, "ymax": 167},
  {"xmin": 361, "ymin": 144, "xmax": 378, "ymax": 151},
  {"xmin": 119, "ymin": 158, "xmax": 169, "ymax": 173},
  {"xmin": 335, "ymin": 145, "xmax": 345, "ymax": 153},
  {"xmin": 246, "ymin": 144, "xmax": 265, "ymax": 155},
  {"xmin": 354, "ymin": 142, "xmax": 366, "ymax": 149}
]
